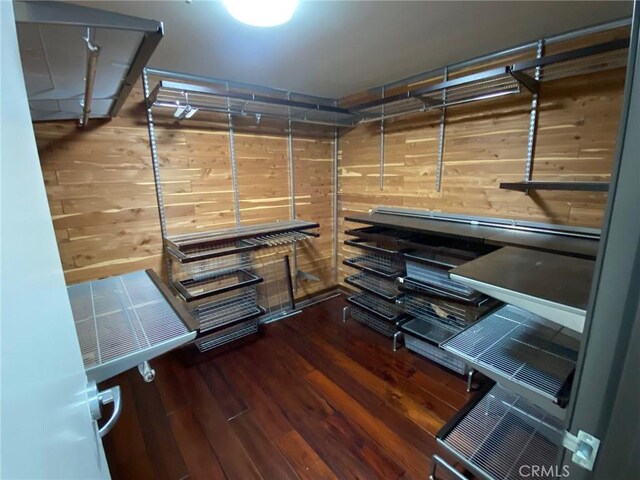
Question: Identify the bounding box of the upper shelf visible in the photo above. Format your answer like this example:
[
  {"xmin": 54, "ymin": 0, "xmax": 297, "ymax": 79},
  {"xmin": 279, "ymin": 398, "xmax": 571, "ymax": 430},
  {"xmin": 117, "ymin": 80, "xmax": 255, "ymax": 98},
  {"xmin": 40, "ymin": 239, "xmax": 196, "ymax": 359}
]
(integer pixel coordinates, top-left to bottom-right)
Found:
[
  {"xmin": 145, "ymin": 34, "xmax": 629, "ymax": 128},
  {"xmin": 15, "ymin": 1, "xmax": 163, "ymax": 124},
  {"xmin": 351, "ymin": 37, "xmax": 629, "ymax": 123},
  {"xmin": 147, "ymin": 80, "xmax": 362, "ymax": 127},
  {"xmin": 449, "ymin": 246, "xmax": 595, "ymax": 333}
]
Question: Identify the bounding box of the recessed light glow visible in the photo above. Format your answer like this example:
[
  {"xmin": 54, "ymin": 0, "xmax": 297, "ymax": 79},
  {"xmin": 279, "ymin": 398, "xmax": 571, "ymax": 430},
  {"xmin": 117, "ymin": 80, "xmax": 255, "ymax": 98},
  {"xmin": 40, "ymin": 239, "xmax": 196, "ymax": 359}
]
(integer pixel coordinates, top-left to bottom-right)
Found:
[{"xmin": 223, "ymin": 0, "xmax": 298, "ymax": 27}]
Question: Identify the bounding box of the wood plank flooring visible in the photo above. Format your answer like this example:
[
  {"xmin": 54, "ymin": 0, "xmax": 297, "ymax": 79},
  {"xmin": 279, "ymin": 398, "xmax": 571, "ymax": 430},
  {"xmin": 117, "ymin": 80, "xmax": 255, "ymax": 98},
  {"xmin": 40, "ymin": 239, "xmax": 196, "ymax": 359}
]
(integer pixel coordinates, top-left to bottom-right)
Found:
[{"xmin": 101, "ymin": 296, "xmax": 476, "ymax": 480}]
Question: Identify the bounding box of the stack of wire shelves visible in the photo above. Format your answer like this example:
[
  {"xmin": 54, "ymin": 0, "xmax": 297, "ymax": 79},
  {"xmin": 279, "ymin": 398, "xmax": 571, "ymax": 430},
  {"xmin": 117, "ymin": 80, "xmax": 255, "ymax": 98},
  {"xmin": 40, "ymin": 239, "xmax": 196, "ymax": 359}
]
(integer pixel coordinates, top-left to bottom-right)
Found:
[
  {"xmin": 343, "ymin": 226, "xmax": 409, "ymax": 343},
  {"xmin": 430, "ymin": 254, "xmax": 582, "ymax": 479},
  {"xmin": 165, "ymin": 220, "xmax": 319, "ymax": 352},
  {"xmin": 397, "ymin": 244, "xmax": 501, "ymax": 375}
]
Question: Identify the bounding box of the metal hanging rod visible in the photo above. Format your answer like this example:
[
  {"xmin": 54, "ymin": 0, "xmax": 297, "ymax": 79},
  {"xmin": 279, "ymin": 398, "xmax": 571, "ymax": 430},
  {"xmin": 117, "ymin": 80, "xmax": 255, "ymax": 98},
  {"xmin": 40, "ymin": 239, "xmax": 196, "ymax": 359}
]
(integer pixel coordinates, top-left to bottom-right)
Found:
[{"xmin": 80, "ymin": 28, "xmax": 100, "ymax": 127}]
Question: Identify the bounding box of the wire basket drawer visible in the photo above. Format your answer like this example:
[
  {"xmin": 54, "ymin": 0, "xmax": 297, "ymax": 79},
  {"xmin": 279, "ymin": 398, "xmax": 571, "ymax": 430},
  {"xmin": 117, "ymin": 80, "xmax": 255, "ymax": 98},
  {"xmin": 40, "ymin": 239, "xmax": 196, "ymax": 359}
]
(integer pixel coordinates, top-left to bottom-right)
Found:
[
  {"xmin": 405, "ymin": 335, "xmax": 469, "ymax": 375},
  {"xmin": 195, "ymin": 318, "xmax": 260, "ymax": 352},
  {"xmin": 345, "ymin": 272, "xmax": 401, "ymax": 301},
  {"xmin": 174, "ymin": 269, "xmax": 263, "ymax": 303},
  {"xmin": 404, "ymin": 290, "xmax": 499, "ymax": 327},
  {"xmin": 400, "ymin": 316, "xmax": 462, "ymax": 347},
  {"xmin": 350, "ymin": 304, "xmax": 397, "ymax": 337},
  {"xmin": 406, "ymin": 260, "xmax": 477, "ymax": 297},
  {"xmin": 347, "ymin": 291, "xmax": 405, "ymax": 322},
  {"xmin": 193, "ymin": 287, "xmax": 265, "ymax": 333},
  {"xmin": 343, "ymin": 253, "xmax": 404, "ymax": 279}
]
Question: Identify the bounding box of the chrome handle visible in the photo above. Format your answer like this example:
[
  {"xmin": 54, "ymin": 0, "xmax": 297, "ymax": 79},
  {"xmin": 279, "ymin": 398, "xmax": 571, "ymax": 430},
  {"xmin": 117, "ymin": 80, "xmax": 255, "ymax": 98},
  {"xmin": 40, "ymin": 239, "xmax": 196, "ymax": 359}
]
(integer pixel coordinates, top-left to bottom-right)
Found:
[
  {"xmin": 86, "ymin": 381, "xmax": 122, "ymax": 438},
  {"xmin": 97, "ymin": 386, "xmax": 122, "ymax": 437},
  {"xmin": 429, "ymin": 455, "xmax": 467, "ymax": 480}
]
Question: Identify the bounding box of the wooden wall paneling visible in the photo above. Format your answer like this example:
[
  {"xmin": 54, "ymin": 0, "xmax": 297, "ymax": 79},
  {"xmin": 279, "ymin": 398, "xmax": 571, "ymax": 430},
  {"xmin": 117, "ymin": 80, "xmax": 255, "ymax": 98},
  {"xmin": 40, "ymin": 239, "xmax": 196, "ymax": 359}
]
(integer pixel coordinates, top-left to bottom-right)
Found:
[
  {"xmin": 36, "ymin": 82, "xmax": 336, "ymax": 294},
  {"xmin": 293, "ymin": 132, "xmax": 335, "ymax": 298},
  {"xmin": 337, "ymin": 29, "xmax": 628, "ymax": 286}
]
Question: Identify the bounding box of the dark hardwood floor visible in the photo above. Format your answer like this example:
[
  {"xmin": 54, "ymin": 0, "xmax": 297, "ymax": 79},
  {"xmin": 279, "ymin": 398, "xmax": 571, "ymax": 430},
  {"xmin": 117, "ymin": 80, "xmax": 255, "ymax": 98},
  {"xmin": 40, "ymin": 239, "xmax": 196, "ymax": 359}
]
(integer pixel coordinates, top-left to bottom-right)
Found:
[{"xmin": 102, "ymin": 296, "xmax": 476, "ymax": 480}]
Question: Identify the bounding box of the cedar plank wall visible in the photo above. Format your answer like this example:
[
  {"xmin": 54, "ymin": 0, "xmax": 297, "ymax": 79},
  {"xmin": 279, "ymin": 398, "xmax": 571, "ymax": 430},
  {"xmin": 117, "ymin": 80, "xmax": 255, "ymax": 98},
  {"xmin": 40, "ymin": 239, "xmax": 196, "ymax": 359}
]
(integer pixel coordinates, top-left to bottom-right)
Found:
[
  {"xmin": 35, "ymin": 82, "xmax": 335, "ymax": 298},
  {"xmin": 338, "ymin": 28, "xmax": 628, "ymax": 284}
]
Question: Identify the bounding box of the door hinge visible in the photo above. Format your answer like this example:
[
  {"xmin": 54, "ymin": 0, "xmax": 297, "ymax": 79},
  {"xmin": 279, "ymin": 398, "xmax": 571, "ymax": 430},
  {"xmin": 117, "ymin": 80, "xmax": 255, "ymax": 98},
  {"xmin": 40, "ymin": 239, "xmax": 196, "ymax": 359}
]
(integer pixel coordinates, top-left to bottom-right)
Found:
[{"xmin": 563, "ymin": 430, "xmax": 601, "ymax": 471}]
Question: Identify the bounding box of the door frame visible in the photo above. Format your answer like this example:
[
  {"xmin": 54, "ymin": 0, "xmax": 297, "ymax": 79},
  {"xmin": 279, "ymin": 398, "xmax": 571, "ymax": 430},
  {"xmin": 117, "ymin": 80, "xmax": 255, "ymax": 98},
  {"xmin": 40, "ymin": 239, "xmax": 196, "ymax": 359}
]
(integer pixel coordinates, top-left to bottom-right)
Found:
[{"xmin": 563, "ymin": 2, "xmax": 640, "ymax": 477}]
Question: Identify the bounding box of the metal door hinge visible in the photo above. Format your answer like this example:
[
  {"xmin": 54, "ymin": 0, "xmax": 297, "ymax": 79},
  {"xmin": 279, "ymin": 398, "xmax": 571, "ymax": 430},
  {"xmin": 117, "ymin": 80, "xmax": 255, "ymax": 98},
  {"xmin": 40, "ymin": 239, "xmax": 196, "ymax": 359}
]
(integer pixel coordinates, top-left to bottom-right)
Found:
[{"xmin": 563, "ymin": 430, "xmax": 601, "ymax": 471}]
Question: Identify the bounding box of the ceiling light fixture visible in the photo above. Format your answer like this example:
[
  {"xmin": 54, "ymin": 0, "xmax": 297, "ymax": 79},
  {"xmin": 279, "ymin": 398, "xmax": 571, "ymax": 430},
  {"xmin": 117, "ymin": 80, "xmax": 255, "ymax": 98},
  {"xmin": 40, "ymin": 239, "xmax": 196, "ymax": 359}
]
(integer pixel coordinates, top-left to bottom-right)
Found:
[{"xmin": 223, "ymin": 0, "xmax": 298, "ymax": 27}]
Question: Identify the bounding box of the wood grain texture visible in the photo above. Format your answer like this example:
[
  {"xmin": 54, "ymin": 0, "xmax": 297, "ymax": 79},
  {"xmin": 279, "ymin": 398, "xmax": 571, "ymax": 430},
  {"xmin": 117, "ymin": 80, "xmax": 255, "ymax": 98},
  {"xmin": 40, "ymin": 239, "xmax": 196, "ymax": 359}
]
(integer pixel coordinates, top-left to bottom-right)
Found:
[
  {"xmin": 35, "ymin": 81, "xmax": 335, "ymax": 294},
  {"xmin": 338, "ymin": 30, "xmax": 628, "ymax": 286},
  {"xmin": 101, "ymin": 296, "xmax": 473, "ymax": 479},
  {"xmin": 35, "ymin": 31, "xmax": 626, "ymax": 293}
]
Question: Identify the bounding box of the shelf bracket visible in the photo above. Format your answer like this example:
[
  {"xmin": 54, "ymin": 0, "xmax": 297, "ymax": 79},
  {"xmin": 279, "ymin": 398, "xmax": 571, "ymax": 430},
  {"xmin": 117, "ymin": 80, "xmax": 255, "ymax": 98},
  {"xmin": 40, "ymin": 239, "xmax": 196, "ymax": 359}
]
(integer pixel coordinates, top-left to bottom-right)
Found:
[
  {"xmin": 562, "ymin": 430, "xmax": 601, "ymax": 471},
  {"xmin": 297, "ymin": 269, "xmax": 320, "ymax": 282},
  {"xmin": 509, "ymin": 69, "xmax": 540, "ymax": 94}
]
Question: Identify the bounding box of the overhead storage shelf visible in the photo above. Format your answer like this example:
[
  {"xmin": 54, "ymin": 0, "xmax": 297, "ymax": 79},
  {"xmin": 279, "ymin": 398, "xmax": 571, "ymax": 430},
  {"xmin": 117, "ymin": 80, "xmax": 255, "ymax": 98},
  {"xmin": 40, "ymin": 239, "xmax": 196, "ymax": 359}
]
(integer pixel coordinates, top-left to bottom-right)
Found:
[
  {"xmin": 449, "ymin": 247, "xmax": 595, "ymax": 333},
  {"xmin": 350, "ymin": 37, "xmax": 629, "ymax": 123},
  {"xmin": 15, "ymin": 1, "xmax": 163, "ymax": 124},
  {"xmin": 147, "ymin": 80, "xmax": 361, "ymax": 127},
  {"xmin": 509, "ymin": 38, "xmax": 629, "ymax": 86},
  {"xmin": 354, "ymin": 67, "xmax": 521, "ymax": 121}
]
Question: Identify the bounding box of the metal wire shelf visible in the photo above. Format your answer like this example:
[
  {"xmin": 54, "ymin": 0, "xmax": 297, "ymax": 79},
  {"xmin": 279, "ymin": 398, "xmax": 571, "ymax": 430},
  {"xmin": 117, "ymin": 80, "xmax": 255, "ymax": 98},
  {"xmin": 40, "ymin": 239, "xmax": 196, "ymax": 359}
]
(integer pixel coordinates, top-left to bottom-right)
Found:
[
  {"xmin": 352, "ymin": 37, "xmax": 629, "ymax": 123},
  {"xmin": 355, "ymin": 67, "xmax": 521, "ymax": 122},
  {"xmin": 193, "ymin": 288, "xmax": 265, "ymax": 333},
  {"xmin": 350, "ymin": 304, "xmax": 399, "ymax": 337},
  {"xmin": 438, "ymin": 383, "xmax": 565, "ymax": 480},
  {"xmin": 343, "ymin": 253, "xmax": 404, "ymax": 279},
  {"xmin": 173, "ymin": 269, "xmax": 263, "ymax": 303},
  {"xmin": 443, "ymin": 305, "xmax": 579, "ymax": 406},
  {"xmin": 511, "ymin": 38, "xmax": 629, "ymax": 84},
  {"xmin": 345, "ymin": 272, "xmax": 401, "ymax": 302},
  {"xmin": 195, "ymin": 318, "xmax": 260, "ymax": 352},
  {"xmin": 68, "ymin": 270, "xmax": 195, "ymax": 382},
  {"xmin": 148, "ymin": 80, "xmax": 361, "ymax": 127},
  {"xmin": 346, "ymin": 291, "xmax": 405, "ymax": 322}
]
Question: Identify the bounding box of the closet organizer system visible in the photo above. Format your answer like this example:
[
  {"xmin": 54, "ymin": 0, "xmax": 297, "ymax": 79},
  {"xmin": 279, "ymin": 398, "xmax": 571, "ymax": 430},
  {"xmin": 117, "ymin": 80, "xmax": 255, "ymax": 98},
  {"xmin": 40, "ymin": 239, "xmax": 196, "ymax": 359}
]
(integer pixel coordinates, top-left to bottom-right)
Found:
[
  {"xmin": 30, "ymin": 3, "xmax": 629, "ymax": 475},
  {"xmin": 342, "ymin": 208, "xmax": 599, "ymax": 479},
  {"xmin": 142, "ymin": 25, "xmax": 629, "ymax": 357},
  {"xmin": 143, "ymin": 19, "xmax": 628, "ymax": 478}
]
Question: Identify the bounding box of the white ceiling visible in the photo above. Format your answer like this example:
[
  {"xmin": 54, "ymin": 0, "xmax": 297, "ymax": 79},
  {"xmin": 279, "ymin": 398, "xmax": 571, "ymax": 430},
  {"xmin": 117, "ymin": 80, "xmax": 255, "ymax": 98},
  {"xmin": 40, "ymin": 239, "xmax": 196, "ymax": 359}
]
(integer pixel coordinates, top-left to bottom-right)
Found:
[{"xmin": 71, "ymin": 0, "xmax": 633, "ymax": 98}]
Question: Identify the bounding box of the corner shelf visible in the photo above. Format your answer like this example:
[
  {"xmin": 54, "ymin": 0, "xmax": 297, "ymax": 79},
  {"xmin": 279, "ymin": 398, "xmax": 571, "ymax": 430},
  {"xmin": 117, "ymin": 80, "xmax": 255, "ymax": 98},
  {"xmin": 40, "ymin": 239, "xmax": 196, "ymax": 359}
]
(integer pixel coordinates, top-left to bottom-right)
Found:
[{"xmin": 500, "ymin": 181, "xmax": 610, "ymax": 192}]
